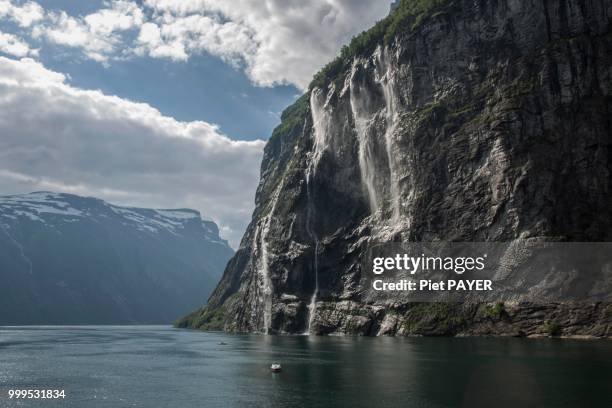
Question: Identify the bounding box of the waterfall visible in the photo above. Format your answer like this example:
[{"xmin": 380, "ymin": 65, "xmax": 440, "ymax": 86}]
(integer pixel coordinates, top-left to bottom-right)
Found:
[
  {"xmin": 309, "ymin": 87, "xmax": 331, "ymax": 169},
  {"xmin": 349, "ymin": 62, "xmax": 380, "ymax": 214},
  {"xmin": 250, "ymin": 225, "xmax": 262, "ymax": 325},
  {"xmin": 375, "ymin": 47, "xmax": 402, "ymax": 223},
  {"xmin": 304, "ymin": 167, "xmax": 319, "ymax": 335},
  {"xmin": 0, "ymin": 223, "xmax": 33, "ymax": 274},
  {"xmin": 258, "ymin": 186, "xmax": 281, "ymax": 334},
  {"xmin": 259, "ymin": 217, "xmax": 273, "ymax": 333},
  {"xmin": 303, "ymin": 87, "xmax": 331, "ymax": 334}
]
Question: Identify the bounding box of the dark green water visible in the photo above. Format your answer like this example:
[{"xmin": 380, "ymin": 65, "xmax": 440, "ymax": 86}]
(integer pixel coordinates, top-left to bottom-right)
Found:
[{"xmin": 0, "ymin": 326, "xmax": 610, "ymax": 407}]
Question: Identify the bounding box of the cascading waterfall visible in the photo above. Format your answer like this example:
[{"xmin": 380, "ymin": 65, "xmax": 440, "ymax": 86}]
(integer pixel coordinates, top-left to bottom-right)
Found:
[
  {"xmin": 304, "ymin": 87, "xmax": 330, "ymax": 334},
  {"xmin": 349, "ymin": 62, "xmax": 380, "ymax": 214},
  {"xmin": 304, "ymin": 167, "xmax": 319, "ymax": 335},
  {"xmin": 375, "ymin": 47, "xmax": 402, "ymax": 223},
  {"xmin": 259, "ymin": 217, "xmax": 273, "ymax": 333},
  {"xmin": 250, "ymin": 225, "xmax": 262, "ymax": 325},
  {"xmin": 309, "ymin": 87, "xmax": 331, "ymax": 168},
  {"xmin": 0, "ymin": 223, "xmax": 33, "ymax": 274},
  {"xmin": 258, "ymin": 187, "xmax": 281, "ymax": 334}
]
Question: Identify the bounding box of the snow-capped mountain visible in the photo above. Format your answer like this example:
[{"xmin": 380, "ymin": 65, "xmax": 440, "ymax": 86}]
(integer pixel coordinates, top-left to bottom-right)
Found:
[{"xmin": 0, "ymin": 192, "xmax": 234, "ymax": 324}]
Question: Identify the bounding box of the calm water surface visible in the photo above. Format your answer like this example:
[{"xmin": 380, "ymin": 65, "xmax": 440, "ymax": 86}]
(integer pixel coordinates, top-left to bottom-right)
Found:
[{"xmin": 0, "ymin": 326, "xmax": 610, "ymax": 407}]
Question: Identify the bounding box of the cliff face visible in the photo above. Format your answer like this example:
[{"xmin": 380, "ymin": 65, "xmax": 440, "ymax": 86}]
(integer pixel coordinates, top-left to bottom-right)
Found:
[{"xmin": 179, "ymin": 0, "xmax": 612, "ymax": 337}]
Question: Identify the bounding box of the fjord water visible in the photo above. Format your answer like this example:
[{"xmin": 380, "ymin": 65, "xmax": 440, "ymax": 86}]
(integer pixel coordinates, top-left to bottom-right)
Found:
[{"xmin": 1, "ymin": 327, "xmax": 610, "ymax": 407}]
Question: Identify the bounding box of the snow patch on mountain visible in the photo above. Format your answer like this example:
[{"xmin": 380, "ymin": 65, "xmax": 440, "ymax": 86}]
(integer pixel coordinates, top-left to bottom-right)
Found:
[{"xmin": 0, "ymin": 192, "xmax": 227, "ymax": 244}]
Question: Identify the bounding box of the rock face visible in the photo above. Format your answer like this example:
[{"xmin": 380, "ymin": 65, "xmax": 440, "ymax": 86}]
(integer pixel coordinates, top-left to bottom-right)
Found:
[
  {"xmin": 179, "ymin": 0, "xmax": 612, "ymax": 337},
  {"xmin": 0, "ymin": 192, "xmax": 233, "ymax": 324}
]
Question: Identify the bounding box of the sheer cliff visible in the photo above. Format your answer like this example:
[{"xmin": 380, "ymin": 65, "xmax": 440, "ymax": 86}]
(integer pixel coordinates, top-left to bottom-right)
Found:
[{"xmin": 179, "ymin": 0, "xmax": 612, "ymax": 337}]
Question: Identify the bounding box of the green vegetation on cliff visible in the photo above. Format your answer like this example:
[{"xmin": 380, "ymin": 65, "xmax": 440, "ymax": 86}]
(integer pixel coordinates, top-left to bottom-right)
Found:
[
  {"xmin": 310, "ymin": 0, "xmax": 453, "ymax": 90},
  {"xmin": 268, "ymin": 93, "xmax": 309, "ymax": 145},
  {"xmin": 175, "ymin": 305, "xmax": 227, "ymax": 331},
  {"xmin": 274, "ymin": 0, "xmax": 455, "ymax": 142}
]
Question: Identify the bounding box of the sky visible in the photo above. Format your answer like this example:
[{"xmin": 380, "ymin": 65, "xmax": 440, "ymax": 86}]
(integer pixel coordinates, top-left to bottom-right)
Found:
[{"xmin": 0, "ymin": 0, "xmax": 391, "ymax": 248}]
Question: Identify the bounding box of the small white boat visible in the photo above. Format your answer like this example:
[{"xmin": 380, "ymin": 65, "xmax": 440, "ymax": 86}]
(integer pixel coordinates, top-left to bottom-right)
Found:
[{"xmin": 270, "ymin": 363, "xmax": 282, "ymax": 372}]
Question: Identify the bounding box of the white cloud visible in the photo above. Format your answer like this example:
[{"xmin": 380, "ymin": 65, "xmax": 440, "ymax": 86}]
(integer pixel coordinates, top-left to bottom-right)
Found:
[
  {"xmin": 0, "ymin": 0, "xmax": 390, "ymax": 89},
  {"xmin": 84, "ymin": 0, "xmax": 144, "ymax": 35},
  {"xmin": 0, "ymin": 0, "xmax": 43, "ymax": 27},
  {"xmin": 135, "ymin": 12, "xmax": 256, "ymax": 67},
  {"xmin": 135, "ymin": 21, "xmax": 188, "ymax": 60},
  {"xmin": 0, "ymin": 30, "xmax": 36, "ymax": 57},
  {"xmin": 0, "ymin": 56, "xmax": 264, "ymax": 247},
  {"xmin": 141, "ymin": 0, "xmax": 391, "ymax": 89},
  {"xmin": 31, "ymin": 11, "xmax": 113, "ymax": 62},
  {"xmin": 30, "ymin": 0, "xmax": 143, "ymax": 62},
  {"xmin": 158, "ymin": 0, "xmax": 391, "ymax": 89}
]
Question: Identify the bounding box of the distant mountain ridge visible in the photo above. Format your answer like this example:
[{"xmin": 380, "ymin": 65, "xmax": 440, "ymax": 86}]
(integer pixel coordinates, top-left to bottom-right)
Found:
[{"xmin": 0, "ymin": 192, "xmax": 233, "ymax": 324}]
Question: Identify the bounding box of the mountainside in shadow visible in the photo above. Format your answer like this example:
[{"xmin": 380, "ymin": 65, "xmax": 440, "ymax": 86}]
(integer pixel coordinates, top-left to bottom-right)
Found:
[
  {"xmin": 0, "ymin": 192, "xmax": 233, "ymax": 324},
  {"xmin": 179, "ymin": 0, "xmax": 612, "ymax": 337}
]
